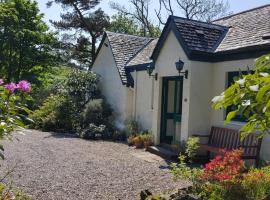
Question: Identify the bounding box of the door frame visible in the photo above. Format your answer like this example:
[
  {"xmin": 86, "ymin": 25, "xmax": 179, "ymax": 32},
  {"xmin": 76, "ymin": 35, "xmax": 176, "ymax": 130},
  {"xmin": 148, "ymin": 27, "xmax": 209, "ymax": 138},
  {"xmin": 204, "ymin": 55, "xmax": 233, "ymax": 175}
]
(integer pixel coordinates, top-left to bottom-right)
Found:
[{"xmin": 160, "ymin": 76, "xmax": 183, "ymax": 144}]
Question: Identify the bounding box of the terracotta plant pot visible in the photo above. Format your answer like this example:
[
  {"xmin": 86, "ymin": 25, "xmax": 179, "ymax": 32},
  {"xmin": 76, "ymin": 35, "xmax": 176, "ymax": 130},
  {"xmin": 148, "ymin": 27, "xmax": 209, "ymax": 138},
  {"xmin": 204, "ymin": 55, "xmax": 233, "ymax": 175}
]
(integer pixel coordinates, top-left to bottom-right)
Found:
[
  {"xmin": 144, "ymin": 141, "xmax": 154, "ymax": 149},
  {"xmin": 133, "ymin": 136, "xmax": 144, "ymax": 149},
  {"xmin": 127, "ymin": 135, "xmax": 136, "ymax": 146}
]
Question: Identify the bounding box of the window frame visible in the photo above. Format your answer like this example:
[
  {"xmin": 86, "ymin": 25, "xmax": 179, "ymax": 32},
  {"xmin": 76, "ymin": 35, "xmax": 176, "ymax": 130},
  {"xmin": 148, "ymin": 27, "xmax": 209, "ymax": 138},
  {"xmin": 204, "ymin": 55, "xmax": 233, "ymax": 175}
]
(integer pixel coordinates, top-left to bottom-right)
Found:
[{"xmin": 225, "ymin": 71, "xmax": 250, "ymax": 123}]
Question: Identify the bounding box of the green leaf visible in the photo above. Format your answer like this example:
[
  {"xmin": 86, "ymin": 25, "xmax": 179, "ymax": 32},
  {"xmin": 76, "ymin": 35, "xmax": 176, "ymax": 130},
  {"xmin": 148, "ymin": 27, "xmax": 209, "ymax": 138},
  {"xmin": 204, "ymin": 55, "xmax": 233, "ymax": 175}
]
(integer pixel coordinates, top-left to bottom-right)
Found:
[
  {"xmin": 225, "ymin": 109, "xmax": 239, "ymax": 124},
  {"xmin": 256, "ymin": 84, "xmax": 270, "ymax": 102}
]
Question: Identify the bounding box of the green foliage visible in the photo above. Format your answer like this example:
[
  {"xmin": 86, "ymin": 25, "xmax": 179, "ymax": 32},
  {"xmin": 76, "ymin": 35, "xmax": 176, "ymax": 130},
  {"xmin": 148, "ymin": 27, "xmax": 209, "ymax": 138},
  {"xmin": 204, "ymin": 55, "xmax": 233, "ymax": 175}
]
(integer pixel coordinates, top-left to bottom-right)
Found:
[
  {"xmin": 109, "ymin": 13, "xmax": 161, "ymax": 37},
  {"xmin": 80, "ymin": 99, "xmax": 112, "ymax": 128},
  {"xmin": 125, "ymin": 119, "xmax": 139, "ymax": 136},
  {"xmin": 172, "ymin": 149, "xmax": 270, "ymax": 200},
  {"xmin": 31, "ymin": 69, "xmax": 113, "ymax": 134},
  {"xmin": 80, "ymin": 123, "xmax": 107, "ymax": 139},
  {"xmin": 0, "ymin": 80, "xmax": 31, "ymax": 199},
  {"xmin": 65, "ymin": 69, "xmax": 100, "ymax": 110},
  {"xmin": 30, "ymin": 66, "xmax": 72, "ymax": 109},
  {"xmin": 0, "ymin": 0, "xmax": 58, "ymax": 82},
  {"xmin": 30, "ymin": 95, "xmax": 76, "ymax": 131},
  {"xmin": 185, "ymin": 137, "xmax": 199, "ymax": 162},
  {"xmin": 0, "ymin": 182, "xmax": 31, "ymax": 200},
  {"xmin": 109, "ymin": 14, "xmax": 140, "ymax": 35},
  {"xmin": 0, "ymin": 80, "xmax": 32, "ymax": 159},
  {"xmin": 48, "ymin": 0, "xmax": 110, "ymax": 68},
  {"xmin": 171, "ymin": 154, "xmax": 203, "ymax": 184},
  {"xmin": 212, "ymin": 54, "xmax": 270, "ymax": 139}
]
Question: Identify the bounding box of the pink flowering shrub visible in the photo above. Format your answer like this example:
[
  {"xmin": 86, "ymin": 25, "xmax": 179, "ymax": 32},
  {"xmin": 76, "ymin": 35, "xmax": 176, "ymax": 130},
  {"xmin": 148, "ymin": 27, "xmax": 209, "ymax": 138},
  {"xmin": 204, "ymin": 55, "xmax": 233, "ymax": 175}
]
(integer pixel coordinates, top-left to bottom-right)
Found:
[{"xmin": 0, "ymin": 79, "xmax": 32, "ymax": 158}]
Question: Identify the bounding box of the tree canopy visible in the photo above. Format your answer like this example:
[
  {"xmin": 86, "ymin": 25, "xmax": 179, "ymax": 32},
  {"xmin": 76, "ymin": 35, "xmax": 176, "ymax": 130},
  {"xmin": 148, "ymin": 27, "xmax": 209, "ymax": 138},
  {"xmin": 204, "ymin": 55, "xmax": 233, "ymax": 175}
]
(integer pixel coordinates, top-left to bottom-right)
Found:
[
  {"xmin": 48, "ymin": 0, "xmax": 110, "ymax": 69},
  {"xmin": 110, "ymin": 0, "xmax": 161, "ymax": 37},
  {"xmin": 0, "ymin": 0, "xmax": 57, "ymax": 82},
  {"xmin": 109, "ymin": 13, "xmax": 160, "ymax": 37},
  {"xmin": 155, "ymin": 0, "xmax": 230, "ymax": 24}
]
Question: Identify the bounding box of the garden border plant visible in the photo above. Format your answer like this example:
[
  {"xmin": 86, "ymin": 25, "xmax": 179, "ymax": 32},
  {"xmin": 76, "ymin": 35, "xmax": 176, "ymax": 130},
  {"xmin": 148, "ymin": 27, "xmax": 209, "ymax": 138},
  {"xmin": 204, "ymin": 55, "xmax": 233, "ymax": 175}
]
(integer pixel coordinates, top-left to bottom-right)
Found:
[{"xmin": 0, "ymin": 78, "xmax": 32, "ymax": 200}]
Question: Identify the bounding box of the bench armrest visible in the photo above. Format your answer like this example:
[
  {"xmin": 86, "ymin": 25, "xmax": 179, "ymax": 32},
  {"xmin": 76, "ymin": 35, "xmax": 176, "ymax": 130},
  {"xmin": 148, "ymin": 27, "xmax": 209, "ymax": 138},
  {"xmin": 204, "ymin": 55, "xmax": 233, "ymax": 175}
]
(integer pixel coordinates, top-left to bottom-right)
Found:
[
  {"xmin": 239, "ymin": 145, "xmax": 260, "ymax": 148},
  {"xmin": 193, "ymin": 134, "xmax": 210, "ymax": 138}
]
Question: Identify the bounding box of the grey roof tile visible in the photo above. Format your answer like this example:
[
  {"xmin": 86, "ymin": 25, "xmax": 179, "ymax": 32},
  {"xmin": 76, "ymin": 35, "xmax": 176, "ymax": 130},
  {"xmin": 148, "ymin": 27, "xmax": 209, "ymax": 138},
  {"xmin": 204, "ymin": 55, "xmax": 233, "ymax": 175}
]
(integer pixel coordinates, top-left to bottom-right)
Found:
[
  {"xmin": 172, "ymin": 17, "xmax": 228, "ymax": 53},
  {"xmin": 213, "ymin": 4, "xmax": 270, "ymax": 52},
  {"xmin": 106, "ymin": 31, "xmax": 152, "ymax": 85},
  {"xmin": 126, "ymin": 39, "xmax": 158, "ymax": 67}
]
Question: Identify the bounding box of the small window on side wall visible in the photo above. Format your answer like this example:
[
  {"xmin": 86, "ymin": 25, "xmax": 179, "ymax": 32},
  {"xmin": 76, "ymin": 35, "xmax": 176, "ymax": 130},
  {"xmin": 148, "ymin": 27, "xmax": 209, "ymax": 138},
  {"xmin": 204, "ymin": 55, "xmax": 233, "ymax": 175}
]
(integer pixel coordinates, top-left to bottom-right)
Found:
[{"xmin": 226, "ymin": 71, "xmax": 250, "ymax": 122}]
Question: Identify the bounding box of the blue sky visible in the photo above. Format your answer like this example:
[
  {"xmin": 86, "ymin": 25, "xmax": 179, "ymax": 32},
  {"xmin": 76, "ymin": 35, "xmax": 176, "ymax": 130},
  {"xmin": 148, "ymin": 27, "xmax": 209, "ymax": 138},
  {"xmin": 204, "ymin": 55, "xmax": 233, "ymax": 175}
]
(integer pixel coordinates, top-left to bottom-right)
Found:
[{"xmin": 37, "ymin": 0, "xmax": 270, "ymax": 28}]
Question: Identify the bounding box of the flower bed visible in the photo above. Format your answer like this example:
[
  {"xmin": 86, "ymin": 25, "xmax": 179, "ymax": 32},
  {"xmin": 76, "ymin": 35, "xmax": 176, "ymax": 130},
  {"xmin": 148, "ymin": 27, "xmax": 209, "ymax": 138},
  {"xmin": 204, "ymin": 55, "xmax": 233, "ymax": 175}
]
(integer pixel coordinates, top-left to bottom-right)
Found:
[{"xmin": 171, "ymin": 149, "xmax": 270, "ymax": 200}]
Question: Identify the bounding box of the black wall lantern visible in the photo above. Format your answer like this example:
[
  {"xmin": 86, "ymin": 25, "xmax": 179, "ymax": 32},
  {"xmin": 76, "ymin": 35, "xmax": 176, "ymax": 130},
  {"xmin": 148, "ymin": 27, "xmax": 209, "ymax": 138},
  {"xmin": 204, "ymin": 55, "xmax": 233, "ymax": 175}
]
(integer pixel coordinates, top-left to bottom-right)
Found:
[
  {"xmin": 175, "ymin": 59, "xmax": 188, "ymax": 79},
  {"xmin": 147, "ymin": 64, "xmax": 158, "ymax": 80}
]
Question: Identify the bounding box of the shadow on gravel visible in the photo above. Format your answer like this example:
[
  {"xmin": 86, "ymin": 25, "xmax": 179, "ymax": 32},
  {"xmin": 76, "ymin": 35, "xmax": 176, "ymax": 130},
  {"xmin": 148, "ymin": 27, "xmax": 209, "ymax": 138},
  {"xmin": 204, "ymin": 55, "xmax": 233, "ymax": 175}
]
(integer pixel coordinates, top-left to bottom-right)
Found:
[{"xmin": 43, "ymin": 131, "xmax": 79, "ymax": 139}]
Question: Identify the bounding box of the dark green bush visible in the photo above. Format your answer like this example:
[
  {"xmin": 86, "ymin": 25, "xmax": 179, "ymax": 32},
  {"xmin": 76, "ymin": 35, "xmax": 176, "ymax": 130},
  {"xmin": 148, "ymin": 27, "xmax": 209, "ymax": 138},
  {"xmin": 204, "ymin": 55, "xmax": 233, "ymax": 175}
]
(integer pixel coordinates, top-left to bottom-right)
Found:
[
  {"xmin": 80, "ymin": 124, "xmax": 107, "ymax": 139},
  {"xmin": 80, "ymin": 99, "xmax": 112, "ymax": 127},
  {"xmin": 65, "ymin": 69, "xmax": 101, "ymax": 110},
  {"xmin": 31, "ymin": 95, "xmax": 77, "ymax": 132},
  {"xmin": 31, "ymin": 70, "xmax": 113, "ymax": 134}
]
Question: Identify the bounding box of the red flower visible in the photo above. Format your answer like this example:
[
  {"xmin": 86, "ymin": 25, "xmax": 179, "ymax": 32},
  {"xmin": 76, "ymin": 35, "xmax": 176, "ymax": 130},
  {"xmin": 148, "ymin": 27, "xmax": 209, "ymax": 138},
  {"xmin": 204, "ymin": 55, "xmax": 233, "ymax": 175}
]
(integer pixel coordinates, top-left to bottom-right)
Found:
[{"xmin": 201, "ymin": 149, "xmax": 244, "ymax": 182}]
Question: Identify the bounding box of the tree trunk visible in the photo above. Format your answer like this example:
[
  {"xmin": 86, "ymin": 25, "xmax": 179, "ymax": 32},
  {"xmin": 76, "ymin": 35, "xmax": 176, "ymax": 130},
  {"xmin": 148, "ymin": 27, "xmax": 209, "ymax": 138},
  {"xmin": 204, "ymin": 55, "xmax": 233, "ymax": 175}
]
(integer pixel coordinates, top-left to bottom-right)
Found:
[{"xmin": 90, "ymin": 36, "xmax": 96, "ymax": 70}]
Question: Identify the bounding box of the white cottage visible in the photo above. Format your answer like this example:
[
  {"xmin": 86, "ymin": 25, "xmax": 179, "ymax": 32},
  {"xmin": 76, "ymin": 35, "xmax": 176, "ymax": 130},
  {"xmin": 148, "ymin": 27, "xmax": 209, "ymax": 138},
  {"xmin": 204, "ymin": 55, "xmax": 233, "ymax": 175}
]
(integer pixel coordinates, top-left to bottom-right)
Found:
[{"xmin": 92, "ymin": 5, "xmax": 270, "ymax": 160}]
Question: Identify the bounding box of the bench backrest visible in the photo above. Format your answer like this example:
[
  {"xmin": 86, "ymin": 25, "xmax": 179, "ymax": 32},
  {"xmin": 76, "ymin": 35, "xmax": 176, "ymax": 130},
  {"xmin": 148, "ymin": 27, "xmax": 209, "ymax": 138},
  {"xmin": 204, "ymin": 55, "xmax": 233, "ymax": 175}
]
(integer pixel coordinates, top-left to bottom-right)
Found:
[{"xmin": 209, "ymin": 126, "xmax": 262, "ymax": 156}]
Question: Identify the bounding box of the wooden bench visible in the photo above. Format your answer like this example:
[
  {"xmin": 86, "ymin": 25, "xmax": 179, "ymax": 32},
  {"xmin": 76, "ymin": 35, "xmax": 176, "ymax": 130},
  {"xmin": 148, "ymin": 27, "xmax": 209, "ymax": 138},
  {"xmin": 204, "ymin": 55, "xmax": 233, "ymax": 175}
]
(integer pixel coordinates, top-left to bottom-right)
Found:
[{"xmin": 194, "ymin": 126, "xmax": 262, "ymax": 166}]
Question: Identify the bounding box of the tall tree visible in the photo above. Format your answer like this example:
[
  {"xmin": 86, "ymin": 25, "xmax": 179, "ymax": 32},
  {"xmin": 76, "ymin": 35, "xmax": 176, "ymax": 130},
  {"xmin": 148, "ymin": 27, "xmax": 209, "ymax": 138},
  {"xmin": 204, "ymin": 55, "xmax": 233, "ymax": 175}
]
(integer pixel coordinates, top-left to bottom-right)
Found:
[
  {"xmin": 109, "ymin": 14, "xmax": 140, "ymax": 35},
  {"xmin": 110, "ymin": 0, "xmax": 161, "ymax": 37},
  {"xmin": 155, "ymin": 0, "xmax": 230, "ymax": 24},
  {"xmin": 47, "ymin": 0, "xmax": 110, "ymax": 69},
  {"xmin": 0, "ymin": 0, "xmax": 57, "ymax": 82}
]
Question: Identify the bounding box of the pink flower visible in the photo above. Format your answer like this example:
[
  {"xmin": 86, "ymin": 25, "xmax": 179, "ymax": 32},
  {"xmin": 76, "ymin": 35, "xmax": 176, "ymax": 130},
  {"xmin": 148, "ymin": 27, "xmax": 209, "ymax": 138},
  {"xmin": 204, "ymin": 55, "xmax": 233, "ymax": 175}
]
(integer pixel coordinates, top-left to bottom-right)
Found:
[
  {"xmin": 5, "ymin": 83, "xmax": 17, "ymax": 93},
  {"xmin": 0, "ymin": 79, "xmax": 4, "ymax": 85},
  {"xmin": 17, "ymin": 80, "xmax": 31, "ymax": 93}
]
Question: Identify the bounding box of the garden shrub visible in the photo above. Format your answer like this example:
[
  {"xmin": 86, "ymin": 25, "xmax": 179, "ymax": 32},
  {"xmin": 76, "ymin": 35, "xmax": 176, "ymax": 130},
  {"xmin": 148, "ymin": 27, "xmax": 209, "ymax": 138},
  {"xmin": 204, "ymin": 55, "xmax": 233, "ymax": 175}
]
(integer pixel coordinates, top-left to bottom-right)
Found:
[
  {"xmin": 80, "ymin": 123, "xmax": 107, "ymax": 139},
  {"xmin": 241, "ymin": 168, "xmax": 270, "ymax": 200},
  {"xmin": 65, "ymin": 69, "xmax": 100, "ymax": 110},
  {"xmin": 0, "ymin": 79, "xmax": 32, "ymax": 199},
  {"xmin": 80, "ymin": 99, "xmax": 112, "ymax": 127},
  {"xmin": 201, "ymin": 149, "xmax": 244, "ymax": 182},
  {"xmin": 125, "ymin": 119, "xmax": 139, "ymax": 136},
  {"xmin": 0, "ymin": 182, "xmax": 31, "ymax": 200},
  {"xmin": 172, "ymin": 148, "xmax": 270, "ymax": 200},
  {"xmin": 112, "ymin": 130, "xmax": 126, "ymax": 141},
  {"xmin": 31, "ymin": 69, "xmax": 113, "ymax": 134},
  {"xmin": 31, "ymin": 95, "xmax": 76, "ymax": 132},
  {"xmin": 185, "ymin": 137, "xmax": 199, "ymax": 163}
]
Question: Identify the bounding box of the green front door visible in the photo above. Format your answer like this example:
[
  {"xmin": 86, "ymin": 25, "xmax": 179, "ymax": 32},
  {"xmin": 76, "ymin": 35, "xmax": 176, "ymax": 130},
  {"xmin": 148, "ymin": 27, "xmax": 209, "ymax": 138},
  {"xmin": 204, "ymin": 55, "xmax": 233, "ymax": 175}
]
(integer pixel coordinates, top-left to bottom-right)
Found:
[{"xmin": 160, "ymin": 76, "xmax": 183, "ymax": 144}]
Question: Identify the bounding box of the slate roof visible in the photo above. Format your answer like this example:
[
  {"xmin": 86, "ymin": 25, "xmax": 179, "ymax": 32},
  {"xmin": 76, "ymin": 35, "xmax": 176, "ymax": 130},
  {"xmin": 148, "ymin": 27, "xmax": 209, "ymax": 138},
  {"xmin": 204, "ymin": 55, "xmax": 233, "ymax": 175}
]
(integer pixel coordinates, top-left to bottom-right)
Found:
[
  {"xmin": 152, "ymin": 5, "xmax": 270, "ymax": 62},
  {"xmin": 94, "ymin": 5, "xmax": 270, "ymax": 87},
  {"xmin": 126, "ymin": 39, "xmax": 158, "ymax": 67},
  {"xmin": 213, "ymin": 4, "xmax": 270, "ymax": 53},
  {"xmin": 173, "ymin": 17, "xmax": 228, "ymax": 53},
  {"xmin": 106, "ymin": 31, "xmax": 153, "ymax": 86}
]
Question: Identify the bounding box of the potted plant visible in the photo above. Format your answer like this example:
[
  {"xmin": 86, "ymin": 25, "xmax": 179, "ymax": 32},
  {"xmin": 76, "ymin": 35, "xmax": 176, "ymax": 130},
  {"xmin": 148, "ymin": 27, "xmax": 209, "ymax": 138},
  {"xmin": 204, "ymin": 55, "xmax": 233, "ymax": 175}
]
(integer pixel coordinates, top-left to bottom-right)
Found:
[
  {"xmin": 127, "ymin": 134, "xmax": 137, "ymax": 146},
  {"xmin": 133, "ymin": 135, "xmax": 144, "ymax": 149},
  {"xmin": 142, "ymin": 134, "xmax": 154, "ymax": 149}
]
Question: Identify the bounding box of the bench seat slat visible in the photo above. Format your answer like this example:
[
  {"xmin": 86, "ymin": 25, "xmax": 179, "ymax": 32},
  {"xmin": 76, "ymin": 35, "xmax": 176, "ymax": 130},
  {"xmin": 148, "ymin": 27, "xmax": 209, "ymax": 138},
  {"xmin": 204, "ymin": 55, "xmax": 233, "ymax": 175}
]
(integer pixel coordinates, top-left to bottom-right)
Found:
[{"xmin": 196, "ymin": 126, "xmax": 262, "ymax": 166}]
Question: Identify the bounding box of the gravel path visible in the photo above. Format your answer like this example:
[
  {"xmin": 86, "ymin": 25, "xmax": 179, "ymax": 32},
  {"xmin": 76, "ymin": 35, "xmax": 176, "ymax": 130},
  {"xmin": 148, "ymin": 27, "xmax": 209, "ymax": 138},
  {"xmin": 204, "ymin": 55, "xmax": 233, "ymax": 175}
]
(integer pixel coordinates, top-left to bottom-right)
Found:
[{"xmin": 0, "ymin": 130, "xmax": 186, "ymax": 200}]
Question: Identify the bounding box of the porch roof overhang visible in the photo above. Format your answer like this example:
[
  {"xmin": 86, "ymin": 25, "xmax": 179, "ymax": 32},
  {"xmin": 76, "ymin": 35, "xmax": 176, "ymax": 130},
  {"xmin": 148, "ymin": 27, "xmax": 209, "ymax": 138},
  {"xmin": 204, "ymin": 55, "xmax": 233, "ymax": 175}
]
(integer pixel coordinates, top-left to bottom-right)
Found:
[{"xmin": 125, "ymin": 62, "xmax": 152, "ymax": 73}]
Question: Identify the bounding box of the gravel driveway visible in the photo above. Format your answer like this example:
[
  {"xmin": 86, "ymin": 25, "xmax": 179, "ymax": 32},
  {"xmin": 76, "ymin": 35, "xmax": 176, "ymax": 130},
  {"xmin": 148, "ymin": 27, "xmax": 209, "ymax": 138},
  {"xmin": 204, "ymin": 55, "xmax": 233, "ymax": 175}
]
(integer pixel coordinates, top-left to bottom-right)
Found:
[{"xmin": 0, "ymin": 130, "xmax": 186, "ymax": 200}]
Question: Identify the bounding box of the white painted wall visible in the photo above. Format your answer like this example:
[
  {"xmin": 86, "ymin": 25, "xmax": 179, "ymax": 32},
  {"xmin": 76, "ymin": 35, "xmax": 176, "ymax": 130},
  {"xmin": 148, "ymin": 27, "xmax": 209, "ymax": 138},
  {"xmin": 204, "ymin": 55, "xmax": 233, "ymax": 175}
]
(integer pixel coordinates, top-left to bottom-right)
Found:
[
  {"xmin": 92, "ymin": 38, "xmax": 133, "ymax": 129},
  {"xmin": 152, "ymin": 31, "xmax": 191, "ymax": 144},
  {"xmin": 210, "ymin": 58, "xmax": 270, "ymax": 161},
  {"xmin": 149, "ymin": 30, "xmax": 270, "ymax": 161},
  {"xmin": 132, "ymin": 70, "xmax": 153, "ymax": 131},
  {"xmin": 92, "ymin": 33, "xmax": 270, "ymax": 161},
  {"xmin": 188, "ymin": 61, "xmax": 213, "ymax": 136}
]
